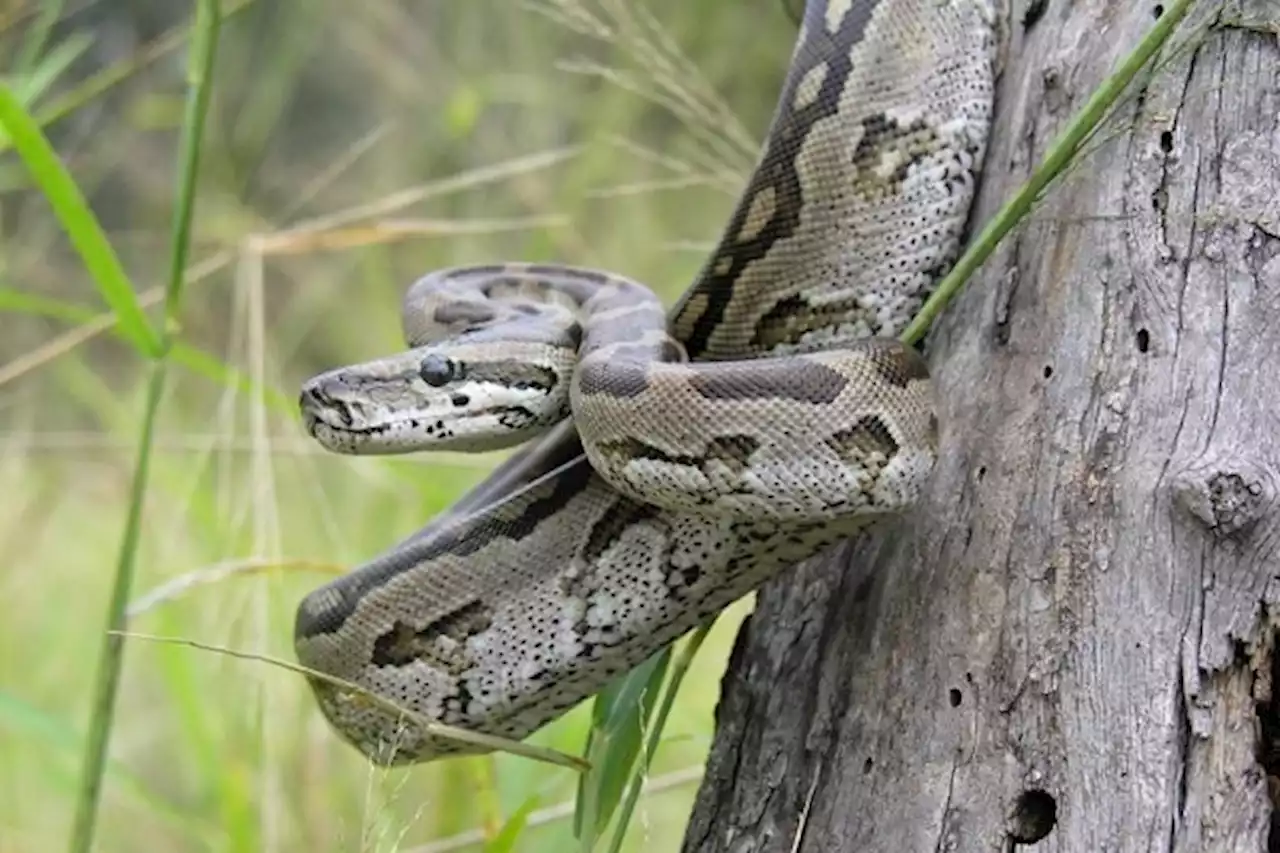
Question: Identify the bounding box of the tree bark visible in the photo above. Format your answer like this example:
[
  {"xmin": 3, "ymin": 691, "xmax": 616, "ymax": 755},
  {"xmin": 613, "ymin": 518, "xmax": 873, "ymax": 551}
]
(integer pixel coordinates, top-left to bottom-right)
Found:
[{"xmin": 683, "ymin": 2, "xmax": 1280, "ymax": 851}]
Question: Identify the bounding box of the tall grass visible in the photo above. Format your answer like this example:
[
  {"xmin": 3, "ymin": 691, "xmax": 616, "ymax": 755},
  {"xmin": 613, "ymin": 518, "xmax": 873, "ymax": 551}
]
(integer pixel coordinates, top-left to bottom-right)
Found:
[
  {"xmin": 0, "ymin": 0, "xmax": 1208, "ymax": 850},
  {"xmin": 66, "ymin": 1, "xmax": 221, "ymax": 848},
  {"xmin": 1, "ymin": 2, "xmax": 784, "ymax": 850}
]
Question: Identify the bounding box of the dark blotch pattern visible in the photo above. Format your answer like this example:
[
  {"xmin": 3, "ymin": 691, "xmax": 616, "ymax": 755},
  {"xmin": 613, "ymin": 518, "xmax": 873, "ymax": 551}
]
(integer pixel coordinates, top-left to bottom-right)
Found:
[
  {"xmin": 576, "ymin": 360, "xmax": 651, "ymax": 399},
  {"xmin": 450, "ymin": 680, "xmax": 474, "ymax": 717},
  {"xmin": 496, "ymin": 406, "xmax": 538, "ymax": 431},
  {"xmin": 599, "ymin": 438, "xmax": 689, "ymax": 467},
  {"xmin": 599, "ymin": 434, "xmax": 760, "ymax": 476},
  {"xmin": 447, "ymin": 264, "xmax": 506, "ymax": 279},
  {"xmin": 691, "ymin": 359, "xmax": 846, "ymax": 404},
  {"xmin": 851, "ymin": 113, "xmax": 934, "ymax": 193},
  {"xmin": 753, "ymin": 293, "xmax": 874, "ymax": 348},
  {"xmin": 294, "ymin": 460, "xmax": 594, "ymax": 638},
  {"xmin": 581, "ymin": 501, "xmax": 660, "ymax": 565},
  {"xmin": 433, "ymin": 301, "xmax": 497, "ymax": 328},
  {"xmin": 371, "ymin": 600, "xmax": 493, "ymax": 672},
  {"xmin": 370, "ymin": 621, "xmax": 424, "ymax": 667},
  {"xmin": 672, "ymin": 0, "xmax": 879, "ymax": 358},
  {"xmin": 826, "ymin": 414, "xmax": 899, "ymax": 461},
  {"xmin": 526, "ymin": 264, "xmax": 608, "ymax": 284},
  {"xmin": 563, "ymin": 321, "xmax": 584, "ymax": 352},
  {"xmin": 465, "ymin": 360, "xmax": 559, "ymax": 393},
  {"xmin": 660, "ymin": 339, "xmax": 686, "ymax": 364},
  {"xmin": 706, "ymin": 435, "xmax": 760, "ymax": 473},
  {"xmin": 863, "ymin": 340, "xmax": 930, "ymax": 387},
  {"xmin": 562, "ymin": 496, "xmax": 657, "ymax": 639},
  {"xmin": 575, "ymin": 338, "xmax": 683, "ymax": 393}
]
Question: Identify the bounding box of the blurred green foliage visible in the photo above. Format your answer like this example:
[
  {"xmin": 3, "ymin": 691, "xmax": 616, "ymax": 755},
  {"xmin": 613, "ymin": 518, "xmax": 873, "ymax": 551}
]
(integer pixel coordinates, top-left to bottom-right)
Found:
[{"xmin": 0, "ymin": 0, "xmax": 796, "ymax": 850}]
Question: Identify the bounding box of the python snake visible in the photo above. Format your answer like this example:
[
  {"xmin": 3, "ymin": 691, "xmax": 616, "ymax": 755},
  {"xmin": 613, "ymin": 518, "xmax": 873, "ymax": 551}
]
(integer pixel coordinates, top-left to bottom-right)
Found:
[{"xmin": 295, "ymin": 0, "xmax": 997, "ymax": 765}]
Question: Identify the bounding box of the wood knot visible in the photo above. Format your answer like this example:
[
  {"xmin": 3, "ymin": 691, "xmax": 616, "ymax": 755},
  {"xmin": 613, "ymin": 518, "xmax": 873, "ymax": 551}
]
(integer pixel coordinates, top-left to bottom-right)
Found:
[{"xmin": 1171, "ymin": 457, "xmax": 1276, "ymax": 539}]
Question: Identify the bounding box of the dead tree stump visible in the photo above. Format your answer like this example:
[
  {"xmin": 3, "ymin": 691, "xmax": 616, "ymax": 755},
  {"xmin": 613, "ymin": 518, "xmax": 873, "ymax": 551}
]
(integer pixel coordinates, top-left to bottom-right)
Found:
[{"xmin": 682, "ymin": 3, "xmax": 1280, "ymax": 850}]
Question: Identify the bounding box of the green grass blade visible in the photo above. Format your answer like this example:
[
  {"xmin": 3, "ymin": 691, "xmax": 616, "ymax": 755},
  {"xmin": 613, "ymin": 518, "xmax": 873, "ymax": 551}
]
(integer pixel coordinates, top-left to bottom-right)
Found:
[
  {"xmin": 0, "ymin": 0, "xmax": 259, "ymax": 161},
  {"xmin": 574, "ymin": 646, "xmax": 671, "ymax": 848},
  {"xmin": 156, "ymin": 12, "xmax": 221, "ymax": 347},
  {"xmin": 484, "ymin": 795, "xmax": 541, "ymax": 853},
  {"xmin": 66, "ymin": 2, "xmax": 222, "ymax": 850},
  {"xmin": 602, "ymin": 626, "xmax": 710, "ymax": 853},
  {"xmin": 0, "ymin": 286, "xmax": 96, "ymax": 325},
  {"xmin": 0, "ymin": 83, "xmax": 159, "ymax": 356},
  {"xmin": 0, "ymin": 286, "xmax": 295, "ymax": 411},
  {"xmin": 13, "ymin": 0, "xmax": 68, "ymax": 75},
  {"xmin": 66, "ymin": 365, "xmax": 170, "ymax": 853},
  {"xmin": 10, "ymin": 33, "xmax": 92, "ymax": 106}
]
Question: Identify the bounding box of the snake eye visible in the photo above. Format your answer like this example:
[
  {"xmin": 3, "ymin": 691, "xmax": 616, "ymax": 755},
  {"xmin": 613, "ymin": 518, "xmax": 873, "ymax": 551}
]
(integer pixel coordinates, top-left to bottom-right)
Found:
[{"xmin": 419, "ymin": 354, "xmax": 460, "ymax": 387}]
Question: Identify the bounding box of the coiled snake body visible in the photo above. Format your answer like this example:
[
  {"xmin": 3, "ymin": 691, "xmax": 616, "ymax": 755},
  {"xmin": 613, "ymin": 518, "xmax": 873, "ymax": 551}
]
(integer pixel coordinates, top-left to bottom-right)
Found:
[{"xmin": 296, "ymin": 0, "xmax": 997, "ymax": 764}]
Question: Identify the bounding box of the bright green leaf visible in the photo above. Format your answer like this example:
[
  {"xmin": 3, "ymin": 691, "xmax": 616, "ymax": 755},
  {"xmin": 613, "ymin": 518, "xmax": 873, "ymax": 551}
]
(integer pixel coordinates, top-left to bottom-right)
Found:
[
  {"xmin": 574, "ymin": 647, "xmax": 671, "ymax": 849},
  {"xmin": 0, "ymin": 83, "xmax": 160, "ymax": 356}
]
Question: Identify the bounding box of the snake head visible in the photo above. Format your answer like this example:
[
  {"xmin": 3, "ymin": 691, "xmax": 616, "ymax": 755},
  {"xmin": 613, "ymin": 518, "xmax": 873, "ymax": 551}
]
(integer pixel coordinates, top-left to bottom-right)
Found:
[{"xmin": 299, "ymin": 342, "xmax": 574, "ymax": 455}]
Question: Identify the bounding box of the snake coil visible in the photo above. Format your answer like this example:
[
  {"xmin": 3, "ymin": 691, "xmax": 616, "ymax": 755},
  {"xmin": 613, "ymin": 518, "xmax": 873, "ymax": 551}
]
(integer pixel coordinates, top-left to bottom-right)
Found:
[{"xmin": 296, "ymin": 0, "xmax": 996, "ymax": 764}]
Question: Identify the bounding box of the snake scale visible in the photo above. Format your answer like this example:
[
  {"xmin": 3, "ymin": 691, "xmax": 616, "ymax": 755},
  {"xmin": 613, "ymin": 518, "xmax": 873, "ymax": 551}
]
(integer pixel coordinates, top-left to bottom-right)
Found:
[{"xmin": 295, "ymin": 0, "xmax": 997, "ymax": 764}]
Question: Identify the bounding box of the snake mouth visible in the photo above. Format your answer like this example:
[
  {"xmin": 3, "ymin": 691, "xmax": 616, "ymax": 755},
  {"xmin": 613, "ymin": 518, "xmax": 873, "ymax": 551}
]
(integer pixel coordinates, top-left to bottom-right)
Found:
[
  {"xmin": 299, "ymin": 385, "xmax": 370, "ymax": 451},
  {"xmin": 304, "ymin": 415, "xmax": 392, "ymax": 455}
]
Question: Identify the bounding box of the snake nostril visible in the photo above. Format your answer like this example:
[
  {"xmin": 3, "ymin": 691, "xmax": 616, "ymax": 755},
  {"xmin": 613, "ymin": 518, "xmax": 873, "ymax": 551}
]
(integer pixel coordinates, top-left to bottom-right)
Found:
[
  {"xmin": 300, "ymin": 380, "xmax": 355, "ymax": 427},
  {"xmin": 300, "ymin": 383, "xmax": 329, "ymax": 411}
]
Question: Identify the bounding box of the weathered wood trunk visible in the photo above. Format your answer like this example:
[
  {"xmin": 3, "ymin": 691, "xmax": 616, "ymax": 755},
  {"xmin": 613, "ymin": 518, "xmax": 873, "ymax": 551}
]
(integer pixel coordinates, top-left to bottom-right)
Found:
[{"xmin": 683, "ymin": 2, "xmax": 1280, "ymax": 850}]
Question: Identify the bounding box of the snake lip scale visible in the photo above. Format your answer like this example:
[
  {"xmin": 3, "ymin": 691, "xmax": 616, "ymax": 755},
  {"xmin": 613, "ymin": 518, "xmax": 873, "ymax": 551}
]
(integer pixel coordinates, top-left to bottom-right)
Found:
[{"xmin": 295, "ymin": 0, "xmax": 996, "ymax": 766}]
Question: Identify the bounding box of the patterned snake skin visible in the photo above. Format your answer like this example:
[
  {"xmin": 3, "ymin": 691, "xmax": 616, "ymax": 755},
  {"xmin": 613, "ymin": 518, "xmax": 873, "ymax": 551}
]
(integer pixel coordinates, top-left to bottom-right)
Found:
[{"xmin": 295, "ymin": 0, "xmax": 997, "ymax": 764}]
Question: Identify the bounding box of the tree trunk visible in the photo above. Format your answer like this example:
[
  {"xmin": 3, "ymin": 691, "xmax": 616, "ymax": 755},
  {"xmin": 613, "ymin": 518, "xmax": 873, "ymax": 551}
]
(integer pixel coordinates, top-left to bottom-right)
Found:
[{"xmin": 682, "ymin": 2, "xmax": 1280, "ymax": 851}]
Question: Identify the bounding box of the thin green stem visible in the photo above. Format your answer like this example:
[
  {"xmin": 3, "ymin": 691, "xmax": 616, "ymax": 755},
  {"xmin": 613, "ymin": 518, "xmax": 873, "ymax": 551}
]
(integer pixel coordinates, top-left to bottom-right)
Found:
[
  {"xmin": 900, "ymin": 0, "xmax": 1199, "ymax": 345},
  {"xmin": 160, "ymin": 0, "xmax": 221, "ymax": 348},
  {"xmin": 67, "ymin": 363, "xmax": 169, "ymax": 853},
  {"xmin": 68, "ymin": 2, "xmax": 221, "ymax": 850}
]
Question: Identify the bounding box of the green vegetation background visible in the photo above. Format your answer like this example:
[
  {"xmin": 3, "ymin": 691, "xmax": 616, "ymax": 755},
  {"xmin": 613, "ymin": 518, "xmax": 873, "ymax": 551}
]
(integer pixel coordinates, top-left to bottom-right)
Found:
[{"xmin": 0, "ymin": 0, "xmax": 797, "ymax": 850}]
